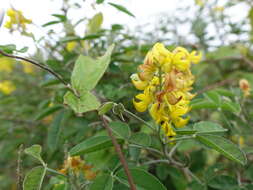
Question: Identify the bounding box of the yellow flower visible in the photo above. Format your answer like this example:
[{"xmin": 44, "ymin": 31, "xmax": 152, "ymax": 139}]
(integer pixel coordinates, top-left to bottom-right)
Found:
[
  {"xmin": 161, "ymin": 121, "xmax": 176, "ymax": 138},
  {"xmin": 132, "ymin": 43, "xmax": 200, "ymax": 138},
  {"xmin": 0, "ymin": 57, "xmax": 14, "ymax": 73},
  {"xmin": 21, "ymin": 61, "xmax": 34, "ymax": 74},
  {"xmin": 149, "ymin": 103, "xmax": 169, "ymax": 124},
  {"xmin": 239, "ymin": 79, "xmax": 251, "ymax": 97},
  {"xmin": 133, "ymin": 91, "xmax": 152, "ymax": 112},
  {"xmin": 152, "ymin": 43, "xmax": 172, "ymax": 66},
  {"xmin": 4, "ymin": 8, "xmax": 32, "ymax": 31},
  {"xmin": 66, "ymin": 41, "xmax": 78, "ymax": 52},
  {"xmin": 131, "ymin": 74, "xmax": 148, "ymax": 90},
  {"xmin": 0, "ymin": 80, "xmax": 16, "ymax": 95}
]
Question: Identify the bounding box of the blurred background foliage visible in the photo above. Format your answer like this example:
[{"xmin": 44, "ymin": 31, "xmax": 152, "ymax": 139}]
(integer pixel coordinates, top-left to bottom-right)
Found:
[{"xmin": 1, "ymin": 0, "xmax": 253, "ymax": 189}]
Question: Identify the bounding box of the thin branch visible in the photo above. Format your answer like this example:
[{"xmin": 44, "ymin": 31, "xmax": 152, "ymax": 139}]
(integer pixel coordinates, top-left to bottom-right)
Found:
[
  {"xmin": 101, "ymin": 115, "xmax": 136, "ymax": 190},
  {"xmin": 0, "ymin": 49, "xmax": 79, "ymax": 97},
  {"xmin": 196, "ymin": 79, "xmax": 233, "ymax": 94}
]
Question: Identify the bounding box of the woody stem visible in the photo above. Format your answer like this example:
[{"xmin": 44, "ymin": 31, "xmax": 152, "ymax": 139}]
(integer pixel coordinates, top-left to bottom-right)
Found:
[{"xmin": 100, "ymin": 115, "xmax": 137, "ymax": 190}]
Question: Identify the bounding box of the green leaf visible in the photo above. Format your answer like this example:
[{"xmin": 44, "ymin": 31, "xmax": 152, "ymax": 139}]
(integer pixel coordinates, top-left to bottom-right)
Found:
[
  {"xmin": 69, "ymin": 136, "xmax": 123, "ymax": 156},
  {"xmin": 193, "ymin": 121, "xmax": 227, "ymax": 134},
  {"xmin": 34, "ymin": 105, "xmax": 63, "ymax": 121},
  {"xmin": 204, "ymin": 91, "xmax": 220, "ymax": 105},
  {"xmin": 24, "ymin": 145, "xmax": 44, "ymax": 165},
  {"xmin": 221, "ymin": 101, "xmax": 241, "ymax": 113},
  {"xmin": 98, "ymin": 102, "xmax": 114, "ymax": 115},
  {"xmin": 0, "ymin": 44, "xmax": 17, "ymax": 53},
  {"xmin": 208, "ymin": 175, "xmax": 238, "ymax": 190},
  {"xmin": 23, "ymin": 166, "xmax": 46, "ymax": 190},
  {"xmin": 116, "ymin": 168, "xmax": 166, "ymax": 190},
  {"xmin": 51, "ymin": 14, "xmax": 67, "ymax": 22},
  {"xmin": 17, "ymin": 46, "xmax": 29, "ymax": 53},
  {"xmin": 42, "ymin": 21, "xmax": 61, "ymax": 27},
  {"xmin": 109, "ymin": 121, "xmax": 131, "ymax": 139},
  {"xmin": 130, "ymin": 133, "xmax": 151, "ymax": 147},
  {"xmin": 87, "ymin": 12, "xmax": 103, "ymax": 34},
  {"xmin": 175, "ymin": 126, "xmax": 196, "ymax": 135},
  {"xmin": 64, "ymin": 91, "xmax": 100, "ymax": 114},
  {"xmin": 89, "ymin": 174, "xmax": 113, "ymax": 190},
  {"xmin": 47, "ymin": 112, "xmax": 64, "ymax": 152},
  {"xmin": 196, "ymin": 134, "xmax": 247, "ymax": 165},
  {"xmin": 191, "ymin": 99, "xmax": 218, "ymax": 110},
  {"xmin": 214, "ymin": 89, "xmax": 235, "ymax": 97},
  {"xmin": 108, "ymin": 3, "xmax": 135, "ymax": 18},
  {"xmin": 96, "ymin": 0, "xmax": 104, "ymax": 4},
  {"xmin": 71, "ymin": 44, "xmax": 114, "ymax": 92}
]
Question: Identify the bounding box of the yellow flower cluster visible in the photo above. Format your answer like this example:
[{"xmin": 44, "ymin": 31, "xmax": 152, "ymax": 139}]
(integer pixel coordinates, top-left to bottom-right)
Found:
[
  {"xmin": 0, "ymin": 57, "xmax": 14, "ymax": 73},
  {"xmin": 59, "ymin": 156, "xmax": 97, "ymax": 180},
  {"xmin": 4, "ymin": 8, "xmax": 32, "ymax": 31},
  {"xmin": 0, "ymin": 80, "xmax": 16, "ymax": 95},
  {"xmin": 131, "ymin": 43, "xmax": 201, "ymax": 138}
]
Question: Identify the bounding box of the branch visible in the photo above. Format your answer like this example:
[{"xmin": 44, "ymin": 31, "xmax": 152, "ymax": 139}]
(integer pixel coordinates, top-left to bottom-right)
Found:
[
  {"xmin": 100, "ymin": 115, "xmax": 136, "ymax": 190},
  {"xmin": 196, "ymin": 78, "xmax": 233, "ymax": 94},
  {"xmin": 0, "ymin": 49, "xmax": 79, "ymax": 97}
]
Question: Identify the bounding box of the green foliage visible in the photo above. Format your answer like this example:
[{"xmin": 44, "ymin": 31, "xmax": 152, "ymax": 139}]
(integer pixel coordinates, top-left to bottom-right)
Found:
[
  {"xmin": 1, "ymin": 0, "xmax": 253, "ymax": 189},
  {"xmin": 196, "ymin": 134, "xmax": 247, "ymax": 165},
  {"xmin": 23, "ymin": 166, "xmax": 46, "ymax": 190},
  {"xmin": 116, "ymin": 168, "xmax": 167, "ymax": 190},
  {"xmin": 69, "ymin": 136, "xmax": 123, "ymax": 156}
]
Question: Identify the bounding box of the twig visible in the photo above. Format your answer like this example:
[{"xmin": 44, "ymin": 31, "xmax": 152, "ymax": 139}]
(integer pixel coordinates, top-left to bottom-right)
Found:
[
  {"xmin": 196, "ymin": 79, "xmax": 233, "ymax": 94},
  {"xmin": 0, "ymin": 49, "xmax": 79, "ymax": 97},
  {"xmin": 101, "ymin": 115, "xmax": 136, "ymax": 190},
  {"xmin": 16, "ymin": 144, "xmax": 23, "ymax": 190},
  {"xmin": 141, "ymin": 159, "xmax": 170, "ymax": 165}
]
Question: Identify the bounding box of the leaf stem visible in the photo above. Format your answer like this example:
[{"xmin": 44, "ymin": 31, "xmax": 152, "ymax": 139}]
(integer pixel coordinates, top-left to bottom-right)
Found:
[{"xmin": 122, "ymin": 109, "xmax": 156, "ymax": 132}]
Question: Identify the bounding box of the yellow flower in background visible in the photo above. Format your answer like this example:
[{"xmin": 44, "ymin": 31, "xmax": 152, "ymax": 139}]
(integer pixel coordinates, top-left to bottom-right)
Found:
[
  {"xmin": 0, "ymin": 57, "xmax": 14, "ymax": 73},
  {"xmin": 195, "ymin": 0, "xmax": 204, "ymax": 7},
  {"xmin": 213, "ymin": 6, "xmax": 224, "ymax": 12},
  {"xmin": 4, "ymin": 8, "xmax": 32, "ymax": 31},
  {"xmin": 132, "ymin": 43, "xmax": 201, "ymax": 139},
  {"xmin": 239, "ymin": 79, "xmax": 251, "ymax": 97},
  {"xmin": 21, "ymin": 61, "xmax": 34, "ymax": 74},
  {"xmin": 66, "ymin": 41, "xmax": 78, "ymax": 52},
  {"xmin": 58, "ymin": 156, "xmax": 98, "ymax": 180},
  {"xmin": 0, "ymin": 80, "xmax": 16, "ymax": 95}
]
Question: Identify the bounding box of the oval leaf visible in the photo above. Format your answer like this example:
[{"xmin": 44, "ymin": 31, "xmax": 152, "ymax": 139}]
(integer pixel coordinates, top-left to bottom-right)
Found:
[
  {"xmin": 130, "ymin": 133, "xmax": 151, "ymax": 147},
  {"xmin": 196, "ymin": 134, "xmax": 247, "ymax": 165},
  {"xmin": 64, "ymin": 91, "xmax": 100, "ymax": 114},
  {"xmin": 71, "ymin": 44, "xmax": 114, "ymax": 92},
  {"xmin": 69, "ymin": 136, "xmax": 123, "ymax": 156},
  {"xmin": 109, "ymin": 121, "xmax": 131, "ymax": 139},
  {"xmin": 23, "ymin": 166, "xmax": 46, "ymax": 190},
  {"xmin": 193, "ymin": 121, "xmax": 227, "ymax": 134},
  {"xmin": 24, "ymin": 145, "xmax": 44, "ymax": 165},
  {"xmin": 89, "ymin": 174, "xmax": 113, "ymax": 190},
  {"xmin": 116, "ymin": 168, "xmax": 166, "ymax": 190}
]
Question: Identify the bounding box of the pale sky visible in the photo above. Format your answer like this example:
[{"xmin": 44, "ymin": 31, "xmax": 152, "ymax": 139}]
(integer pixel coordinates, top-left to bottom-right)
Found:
[{"xmin": 0, "ymin": 0, "xmax": 249, "ymax": 54}]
